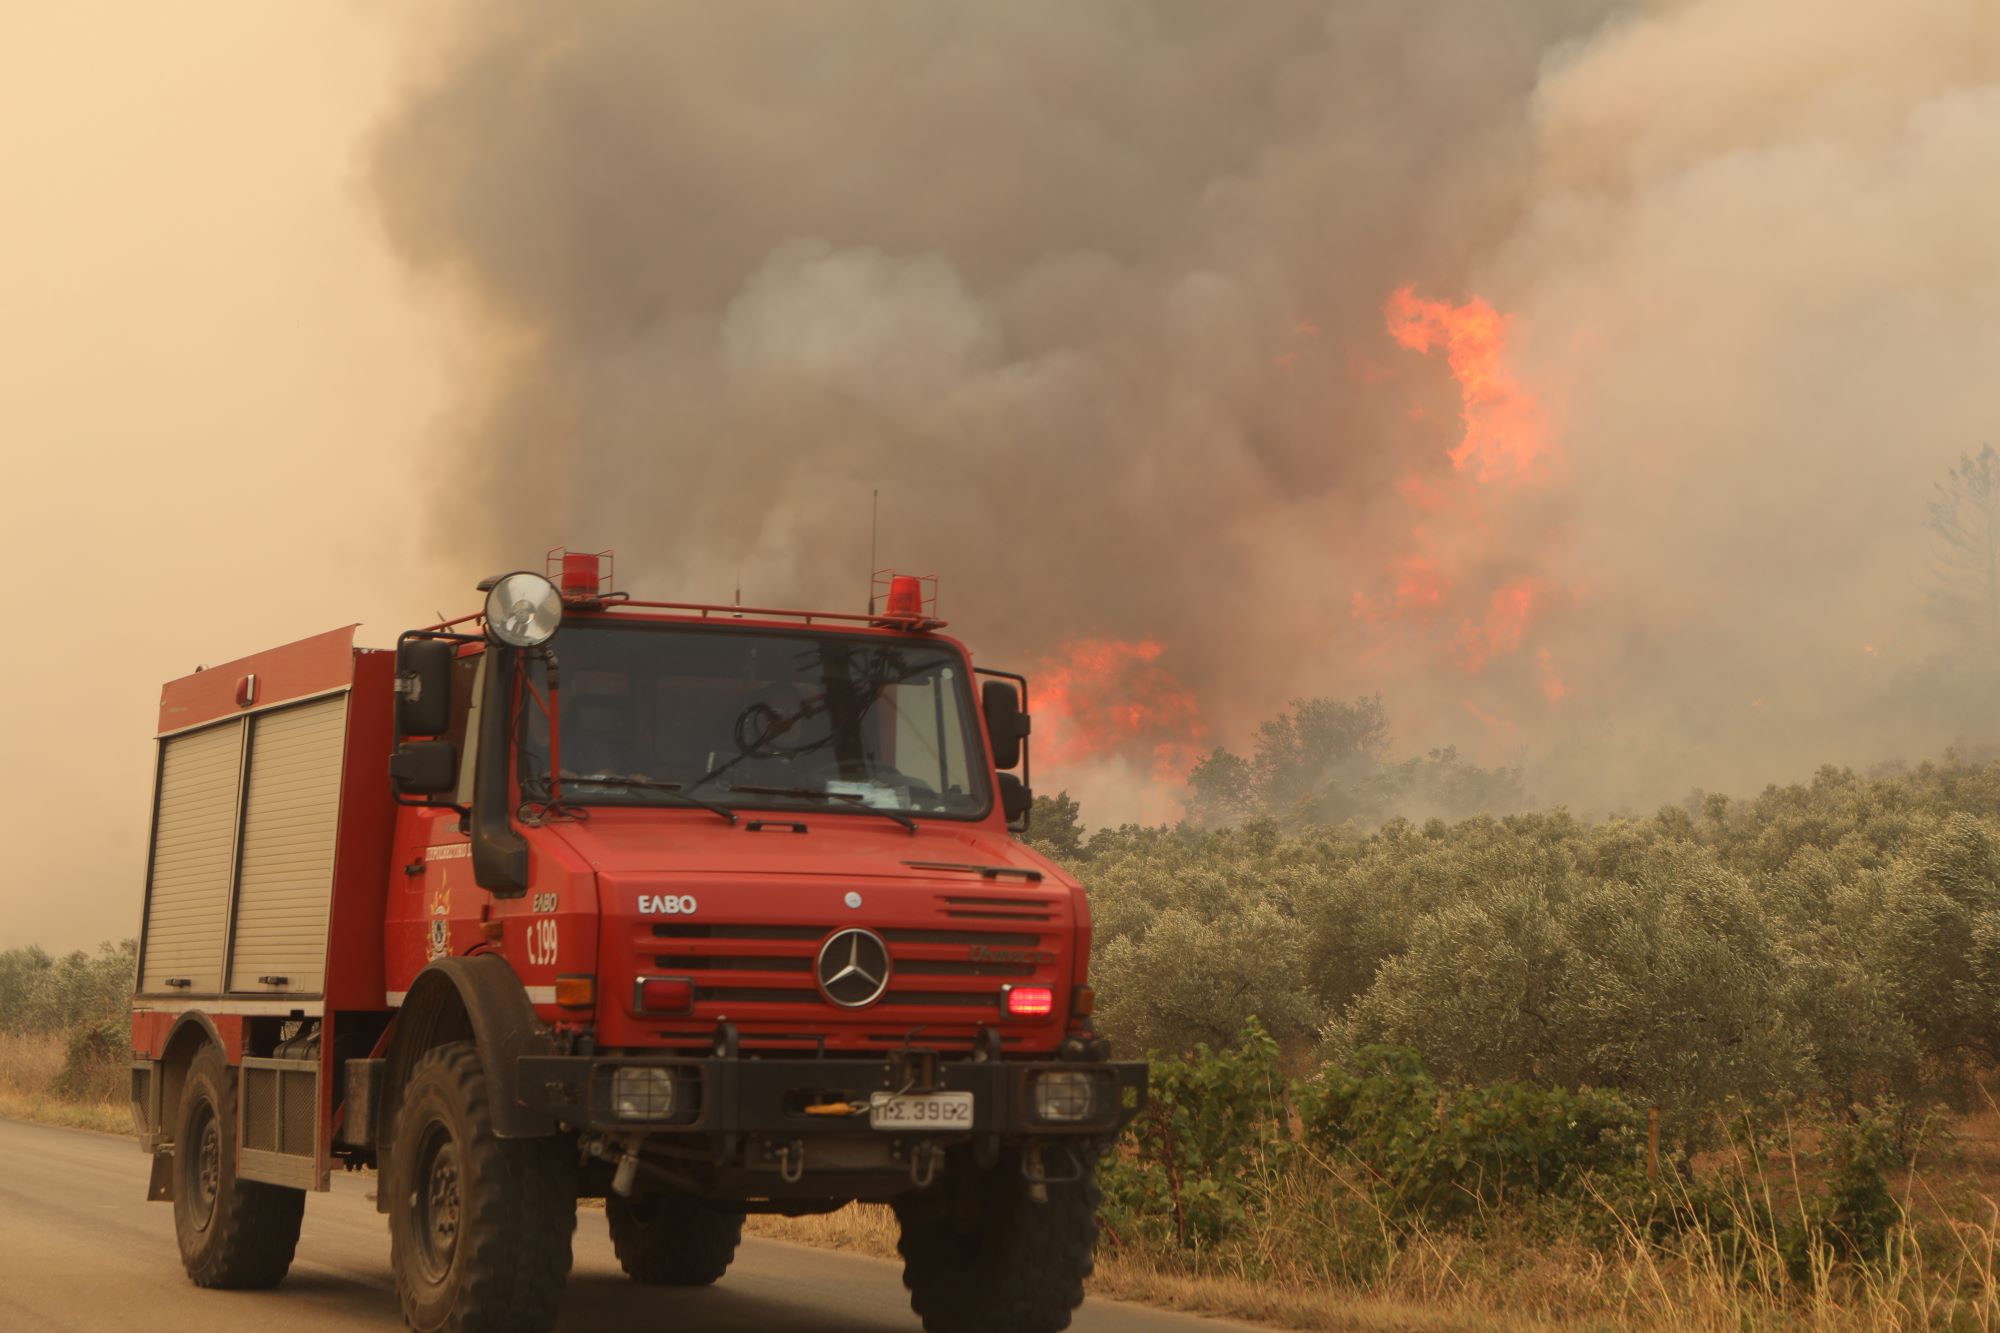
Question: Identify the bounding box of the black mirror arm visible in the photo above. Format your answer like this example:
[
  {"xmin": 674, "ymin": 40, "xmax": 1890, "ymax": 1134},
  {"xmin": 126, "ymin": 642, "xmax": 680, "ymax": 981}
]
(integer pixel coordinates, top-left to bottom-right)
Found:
[{"xmin": 471, "ymin": 648, "xmax": 529, "ymax": 897}]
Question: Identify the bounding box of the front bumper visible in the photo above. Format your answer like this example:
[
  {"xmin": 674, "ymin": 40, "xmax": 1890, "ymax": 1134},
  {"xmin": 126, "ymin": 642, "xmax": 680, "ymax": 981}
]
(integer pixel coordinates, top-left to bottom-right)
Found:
[{"xmin": 517, "ymin": 1050, "xmax": 1148, "ymax": 1140}]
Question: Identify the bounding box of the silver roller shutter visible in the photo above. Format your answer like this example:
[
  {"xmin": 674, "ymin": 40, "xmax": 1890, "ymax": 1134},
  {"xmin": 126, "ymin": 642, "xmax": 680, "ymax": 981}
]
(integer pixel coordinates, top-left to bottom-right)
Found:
[
  {"xmin": 227, "ymin": 697, "xmax": 347, "ymax": 994},
  {"xmin": 139, "ymin": 721, "xmax": 244, "ymax": 994}
]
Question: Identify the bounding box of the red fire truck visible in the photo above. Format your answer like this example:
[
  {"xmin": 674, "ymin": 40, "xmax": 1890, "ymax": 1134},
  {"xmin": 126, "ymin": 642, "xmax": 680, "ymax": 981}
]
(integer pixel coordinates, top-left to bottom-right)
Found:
[{"xmin": 128, "ymin": 552, "xmax": 1144, "ymax": 1333}]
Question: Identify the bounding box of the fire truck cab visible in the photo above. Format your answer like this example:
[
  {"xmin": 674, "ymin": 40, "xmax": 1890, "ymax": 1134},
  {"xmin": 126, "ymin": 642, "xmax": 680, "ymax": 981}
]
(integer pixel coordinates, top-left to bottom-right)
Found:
[{"xmin": 129, "ymin": 552, "xmax": 1144, "ymax": 1333}]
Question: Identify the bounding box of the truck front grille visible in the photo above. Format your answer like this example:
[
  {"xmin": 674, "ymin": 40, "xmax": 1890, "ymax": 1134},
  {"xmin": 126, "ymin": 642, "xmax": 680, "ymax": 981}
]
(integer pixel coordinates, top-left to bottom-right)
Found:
[{"xmin": 636, "ymin": 894, "xmax": 1059, "ymax": 1024}]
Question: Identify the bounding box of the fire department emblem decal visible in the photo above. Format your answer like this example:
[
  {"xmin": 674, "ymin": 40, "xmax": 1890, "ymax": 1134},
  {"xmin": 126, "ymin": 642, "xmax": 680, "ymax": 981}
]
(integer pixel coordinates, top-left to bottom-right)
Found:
[
  {"xmin": 815, "ymin": 928, "xmax": 891, "ymax": 1008},
  {"xmin": 427, "ymin": 917, "xmax": 449, "ymax": 961}
]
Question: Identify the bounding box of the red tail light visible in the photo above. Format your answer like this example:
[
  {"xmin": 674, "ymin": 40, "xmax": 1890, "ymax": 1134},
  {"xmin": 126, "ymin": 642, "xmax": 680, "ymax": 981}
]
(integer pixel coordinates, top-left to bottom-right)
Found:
[
  {"xmin": 1004, "ymin": 985, "xmax": 1055, "ymax": 1017},
  {"xmin": 636, "ymin": 977, "xmax": 694, "ymax": 1014}
]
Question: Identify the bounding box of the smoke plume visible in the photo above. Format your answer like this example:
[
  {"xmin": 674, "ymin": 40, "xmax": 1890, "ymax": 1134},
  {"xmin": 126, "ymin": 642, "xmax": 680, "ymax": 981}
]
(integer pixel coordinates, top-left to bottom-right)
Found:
[{"xmin": 372, "ymin": 0, "xmax": 2000, "ymax": 822}]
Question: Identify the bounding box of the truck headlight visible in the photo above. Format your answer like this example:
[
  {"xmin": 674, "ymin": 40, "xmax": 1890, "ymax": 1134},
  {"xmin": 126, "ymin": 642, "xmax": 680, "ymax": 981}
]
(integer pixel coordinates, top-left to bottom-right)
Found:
[
  {"xmin": 1031, "ymin": 1070, "xmax": 1099, "ymax": 1124},
  {"xmin": 610, "ymin": 1067, "xmax": 677, "ymax": 1120}
]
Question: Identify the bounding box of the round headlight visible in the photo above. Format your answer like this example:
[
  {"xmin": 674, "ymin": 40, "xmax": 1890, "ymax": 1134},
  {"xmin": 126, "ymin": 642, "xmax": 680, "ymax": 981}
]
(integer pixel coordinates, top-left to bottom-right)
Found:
[{"xmin": 483, "ymin": 571, "xmax": 563, "ymax": 648}]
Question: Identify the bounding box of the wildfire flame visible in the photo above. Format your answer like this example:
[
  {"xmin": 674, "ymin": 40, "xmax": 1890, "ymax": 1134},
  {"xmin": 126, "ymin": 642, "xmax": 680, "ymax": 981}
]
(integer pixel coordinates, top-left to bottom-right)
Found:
[
  {"xmin": 1025, "ymin": 288, "xmax": 1566, "ymax": 813},
  {"xmin": 1384, "ymin": 287, "xmax": 1549, "ymax": 483},
  {"xmin": 1032, "ymin": 639, "xmax": 1208, "ymax": 785},
  {"xmin": 1353, "ymin": 287, "xmax": 1570, "ymax": 738}
]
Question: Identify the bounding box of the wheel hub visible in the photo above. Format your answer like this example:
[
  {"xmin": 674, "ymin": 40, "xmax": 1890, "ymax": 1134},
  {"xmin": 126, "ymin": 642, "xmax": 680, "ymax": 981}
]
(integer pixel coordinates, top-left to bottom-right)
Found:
[
  {"xmin": 185, "ymin": 1103, "xmax": 220, "ymax": 1232},
  {"xmin": 412, "ymin": 1127, "xmax": 462, "ymax": 1283}
]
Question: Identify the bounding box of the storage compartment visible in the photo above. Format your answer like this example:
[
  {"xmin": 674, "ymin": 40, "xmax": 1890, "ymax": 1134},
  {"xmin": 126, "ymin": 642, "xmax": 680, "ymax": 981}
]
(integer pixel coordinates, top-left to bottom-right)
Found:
[
  {"xmin": 135, "ymin": 627, "xmax": 379, "ymax": 1003},
  {"xmin": 137, "ymin": 721, "xmax": 245, "ymax": 994},
  {"xmin": 227, "ymin": 697, "xmax": 348, "ymax": 994}
]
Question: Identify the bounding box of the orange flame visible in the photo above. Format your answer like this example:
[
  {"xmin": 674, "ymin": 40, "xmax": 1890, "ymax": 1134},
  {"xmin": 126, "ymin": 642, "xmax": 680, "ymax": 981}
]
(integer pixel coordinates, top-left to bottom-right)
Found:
[
  {"xmin": 1385, "ymin": 286, "xmax": 1549, "ymax": 483},
  {"xmin": 1033, "ymin": 639, "xmax": 1208, "ymax": 784},
  {"xmin": 1351, "ymin": 287, "xmax": 1572, "ymax": 722},
  {"xmin": 1460, "ymin": 698, "xmax": 1519, "ymax": 742},
  {"xmin": 1454, "ymin": 578, "xmax": 1540, "ymax": 673}
]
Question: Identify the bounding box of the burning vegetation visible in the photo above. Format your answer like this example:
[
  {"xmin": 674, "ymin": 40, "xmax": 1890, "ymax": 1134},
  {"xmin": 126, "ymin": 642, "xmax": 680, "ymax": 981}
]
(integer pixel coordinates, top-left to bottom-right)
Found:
[
  {"xmin": 372, "ymin": 0, "xmax": 2000, "ymax": 827},
  {"xmin": 1032, "ymin": 638, "xmax": 1209, "ymax": 790}
]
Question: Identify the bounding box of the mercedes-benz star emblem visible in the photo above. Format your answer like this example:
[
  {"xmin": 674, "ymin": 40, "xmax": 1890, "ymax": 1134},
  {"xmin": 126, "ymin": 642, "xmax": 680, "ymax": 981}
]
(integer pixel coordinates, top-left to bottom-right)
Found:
[{"xmin": 816, "ymin": 928, "xmax": 891, "ymax": 1008}]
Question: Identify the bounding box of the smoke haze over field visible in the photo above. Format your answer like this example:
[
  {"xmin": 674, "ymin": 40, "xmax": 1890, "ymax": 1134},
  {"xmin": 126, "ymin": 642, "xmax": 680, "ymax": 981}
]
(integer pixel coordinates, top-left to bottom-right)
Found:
[
  {"xmin": 373, "ymin": 0, "xmax": 2000, "ymax": 822},
  {"xmin": 0, "ymin": 2, "xmax": 444, "ymax": 952}
]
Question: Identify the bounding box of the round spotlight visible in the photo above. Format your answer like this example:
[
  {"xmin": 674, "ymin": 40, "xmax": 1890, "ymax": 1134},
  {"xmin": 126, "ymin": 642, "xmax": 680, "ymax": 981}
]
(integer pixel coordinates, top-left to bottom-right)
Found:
[{"xmin": 483, "ymin": 571, "xmax": 563, "ymax": 648}]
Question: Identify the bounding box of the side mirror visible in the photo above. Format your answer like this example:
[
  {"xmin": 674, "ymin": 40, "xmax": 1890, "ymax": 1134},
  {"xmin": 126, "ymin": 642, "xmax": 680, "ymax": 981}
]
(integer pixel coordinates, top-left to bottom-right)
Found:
[
  {"xmin": 396, "ymin": 639, "xmax": 454, "ymax": 737},
  {"xmin": 390, "ymin": 740, "xmax": 457, "ymax": 795},
  {"xmin": 997, "ymin": 772, "xmax": 1033, "ymax": 830},
  {"xmin": 982, "ymin": 680, "xmax": 1030, "ymax": 771}
]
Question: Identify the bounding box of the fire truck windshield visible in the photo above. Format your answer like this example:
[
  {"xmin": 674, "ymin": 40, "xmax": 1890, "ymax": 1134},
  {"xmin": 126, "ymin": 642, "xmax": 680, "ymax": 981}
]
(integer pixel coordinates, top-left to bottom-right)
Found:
[{"xmin": 519, "ymin": 623, "xmax": 991, "ymax": 820}]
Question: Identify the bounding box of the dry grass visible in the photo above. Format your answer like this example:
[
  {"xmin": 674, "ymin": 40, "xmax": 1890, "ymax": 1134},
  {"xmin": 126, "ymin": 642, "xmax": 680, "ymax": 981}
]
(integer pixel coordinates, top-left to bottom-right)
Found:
[
  {"xmin": 746, "ymin": 1202, "xmax": 1532, "ymax": 1330},
  {"xmin": 745, "ymin": 1148, "xmax": 2000, "ymax": 1333},
  {"xmin": 0, "ymin": 1031, "xmax": 129, "ymax": 1135},
  {"xmin": 12, "ymin": 1012, "xmax": 2000, "ymax": 1329},
  {"xmin": 745, "ymin": 1201, "xmax": 902, "ymax": 1260},
  {"xmin": 0, "ymin": 1030, "xmax": 64, "ymax": 1093}
]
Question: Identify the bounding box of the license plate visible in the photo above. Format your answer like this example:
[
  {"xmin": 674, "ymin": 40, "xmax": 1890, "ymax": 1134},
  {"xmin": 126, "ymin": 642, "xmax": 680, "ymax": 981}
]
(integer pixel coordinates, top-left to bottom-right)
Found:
[{"xmin": 869, "ymin": 1091, "xmax": 974, "ymax": 1130}]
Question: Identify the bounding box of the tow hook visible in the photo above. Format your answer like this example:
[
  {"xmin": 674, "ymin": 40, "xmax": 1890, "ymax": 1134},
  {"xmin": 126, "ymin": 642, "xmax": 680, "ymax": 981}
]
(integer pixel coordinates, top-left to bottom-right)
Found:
[
  {"xmin": 584, "ymin": 1134, "xmax": 645, "ymax": 1197},
  {"xmin": 909, "ymin": 1141, "xmax": 943, "ymax": 1189},
  {"xmin": 776, "ymin": 1138, "xmax": 806, "ymax": 1184}
]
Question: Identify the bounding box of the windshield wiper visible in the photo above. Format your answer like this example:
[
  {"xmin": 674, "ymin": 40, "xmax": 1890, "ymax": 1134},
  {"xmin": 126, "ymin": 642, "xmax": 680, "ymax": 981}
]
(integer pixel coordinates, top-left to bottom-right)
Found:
[
  {"xmin": 723, "ymin": 784, "xmax": 917, "ymax": 833},
  {"xmin": 542, "ymin": 773, "xmax": 737, "ymax": 824}
]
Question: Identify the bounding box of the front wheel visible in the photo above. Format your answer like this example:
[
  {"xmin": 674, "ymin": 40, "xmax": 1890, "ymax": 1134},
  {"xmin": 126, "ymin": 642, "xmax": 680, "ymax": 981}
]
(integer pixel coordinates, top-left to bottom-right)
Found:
[
  {"xmin": 606, "ymin": 1191, "xmax": 744, "ymax": 1285},
  {"xmin": 893, "ymin": 1148, "xmax": 1101, "ymax": 1333},
  {"xmin": 172, "ymin": 1044, "xmax": 305, "ymax": 1288},
  {"xmin": 387, "ymin": 1042, "xmax": 576, "ymax": 1333}
]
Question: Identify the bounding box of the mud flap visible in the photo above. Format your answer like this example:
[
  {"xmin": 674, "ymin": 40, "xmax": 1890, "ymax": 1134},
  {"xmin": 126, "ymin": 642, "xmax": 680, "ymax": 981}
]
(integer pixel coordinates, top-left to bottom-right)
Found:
[{"xmin": 147, "ymin": 1150, "xmax": 174, "ymax": 1202}]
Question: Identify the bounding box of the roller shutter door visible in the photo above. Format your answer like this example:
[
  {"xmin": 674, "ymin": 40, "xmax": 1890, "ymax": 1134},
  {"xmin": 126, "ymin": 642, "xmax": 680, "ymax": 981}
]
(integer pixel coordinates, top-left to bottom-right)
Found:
[
  {"xmin": 139, "ymin": 721, "xmax": 244, "ymax": 994},
  {"xmin": 227, "ymin": 697, "xmax": 347, "ymax": 994}
]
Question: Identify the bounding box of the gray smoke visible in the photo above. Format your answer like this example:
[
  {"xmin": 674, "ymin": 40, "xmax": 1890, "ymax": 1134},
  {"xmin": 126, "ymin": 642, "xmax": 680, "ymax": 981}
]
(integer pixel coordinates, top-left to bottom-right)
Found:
[{"xmin": 371, "ymin": 0, "xmax": 2000, "ymax": 821}]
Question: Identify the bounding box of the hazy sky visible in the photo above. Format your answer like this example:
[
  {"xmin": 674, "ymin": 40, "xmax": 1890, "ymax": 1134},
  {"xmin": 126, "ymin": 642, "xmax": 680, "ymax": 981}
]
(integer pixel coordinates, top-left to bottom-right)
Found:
[{"xmin": 0, "ymin": 3, "xmax": 447, "ymax": 951}]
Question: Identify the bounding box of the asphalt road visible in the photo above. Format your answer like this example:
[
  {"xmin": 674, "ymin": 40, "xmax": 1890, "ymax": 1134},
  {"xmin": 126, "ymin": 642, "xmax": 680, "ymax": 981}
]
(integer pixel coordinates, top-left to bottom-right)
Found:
[{"xmin": 0, "ymin": 1118, "xmax": 1252, "ymax": 1333}]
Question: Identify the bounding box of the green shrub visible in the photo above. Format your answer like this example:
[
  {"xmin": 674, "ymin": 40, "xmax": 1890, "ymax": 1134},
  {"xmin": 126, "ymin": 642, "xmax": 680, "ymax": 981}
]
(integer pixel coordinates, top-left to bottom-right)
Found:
[
  {"xmin": 0, "ymin": 939, "xmax": 135, "ymax": 1037},
  {"xmin": 1299, "ymin": 1046, "xmax": 1643, "ymax": 1225},
  {"xmin": 1070, "ymin": 751, "xmax": 2000, "ymax": 1133},
  {"xmin": 1099, "ymin": 1018, "xmax": 1291, "ymax": 1253},
  {"xmin": 52, "ymin": 1017, "xmax": 127, "ymax": 1104}
]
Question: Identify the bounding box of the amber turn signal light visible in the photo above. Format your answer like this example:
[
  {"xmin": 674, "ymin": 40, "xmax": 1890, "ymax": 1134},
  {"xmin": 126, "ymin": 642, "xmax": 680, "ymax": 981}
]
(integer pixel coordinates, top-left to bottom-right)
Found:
[{"xmin": 554, "ymin": 974, "xmax": 595, "ymax": 1008}]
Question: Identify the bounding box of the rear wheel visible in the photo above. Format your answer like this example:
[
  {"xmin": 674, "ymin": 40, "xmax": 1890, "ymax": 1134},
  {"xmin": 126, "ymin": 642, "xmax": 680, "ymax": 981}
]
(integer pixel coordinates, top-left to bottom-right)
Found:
[
  {"xmin": 171, "ymin": 1044, "xmax": 304, "ymax": 1288},
  {"xmin": 388, "ymin": 1042, "xmax": 576, "ymax": 1333},
  {"xmin": 606, "ymin": 1191, "xmax": 744, "ymax": 1285},
  {"xmin": 893, "ymin": 1148, "xmax": 1101, "ymax": 1333}
]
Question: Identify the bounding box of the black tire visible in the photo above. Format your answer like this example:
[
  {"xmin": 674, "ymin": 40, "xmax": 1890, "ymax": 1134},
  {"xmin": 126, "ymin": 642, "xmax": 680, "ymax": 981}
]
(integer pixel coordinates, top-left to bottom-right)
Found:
[
  {"xmin": 172, "ymin": 1044, "xmax": 305, "ymax": 1288},
  {"xmin": 893, "ymin": 1148, "xmax": 1101, "ymax": 1333},
  {"xmin": 387, "ymin": 1042, "xmax": 576, "ymax": 1333},
  {"xmin": 606, "ymin": 1191, "xmax": 744, "ymax": 1285}
]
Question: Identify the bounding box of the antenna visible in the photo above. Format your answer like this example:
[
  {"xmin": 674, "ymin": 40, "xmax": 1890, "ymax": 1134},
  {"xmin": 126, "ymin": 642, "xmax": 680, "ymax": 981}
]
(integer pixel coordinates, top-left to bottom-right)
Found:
[
  {"xmin": 867, "ymin": 487, "xmax": 879, "ymax": 613},
  {"xmin": 734, "ymin": 563, "xmax": 741, "ymax": 608}
]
